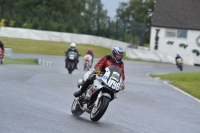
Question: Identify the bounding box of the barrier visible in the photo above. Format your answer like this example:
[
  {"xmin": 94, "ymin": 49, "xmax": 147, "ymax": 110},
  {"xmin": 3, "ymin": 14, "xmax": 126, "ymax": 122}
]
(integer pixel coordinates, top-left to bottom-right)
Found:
[
  {"xmin": 125, "ymin": 48, "xmax": 194, "ymax": 65},
  {"xmin": 0, "ymin": 27, "xmax": 195, "ymax": 65},
  {"xmin": 0, "ymin": 27, "xmax": 129, "ymax": 50},
  {"xmin": 37, "ymin": 59, "xmax": 53, "ymax": 66},
  {"xmin": 4, "ymin": 48, "xmax": 12, "ymax": 58}
]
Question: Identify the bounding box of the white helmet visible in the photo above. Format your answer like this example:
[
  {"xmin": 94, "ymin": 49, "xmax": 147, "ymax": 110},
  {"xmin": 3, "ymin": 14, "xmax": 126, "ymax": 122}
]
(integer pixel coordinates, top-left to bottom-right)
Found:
[{"xmin": 70, "ymin": 43, "xmax": 76, "ymax": 50}]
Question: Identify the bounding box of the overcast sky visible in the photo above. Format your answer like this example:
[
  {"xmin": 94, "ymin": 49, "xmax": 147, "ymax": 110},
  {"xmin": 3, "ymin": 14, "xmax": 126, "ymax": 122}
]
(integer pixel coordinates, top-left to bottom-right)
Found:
[{"xmin": 101, "ymin": 0, "xmax": 129, "ymax": 18}]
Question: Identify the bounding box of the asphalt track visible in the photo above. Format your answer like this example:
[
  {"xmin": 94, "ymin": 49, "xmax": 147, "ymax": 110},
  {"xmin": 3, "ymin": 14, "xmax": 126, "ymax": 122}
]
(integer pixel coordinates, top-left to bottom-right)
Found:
[{"xmin": 0, "ymin": 54, "xmax": 200, "ymax": 133}]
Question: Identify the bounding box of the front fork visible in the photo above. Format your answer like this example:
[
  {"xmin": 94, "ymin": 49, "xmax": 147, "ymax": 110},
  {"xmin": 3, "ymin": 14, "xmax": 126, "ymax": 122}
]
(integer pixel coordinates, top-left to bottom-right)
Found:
[{"xmin": 94, "ymin": 91, "xmax": 111, "ymax": 107}]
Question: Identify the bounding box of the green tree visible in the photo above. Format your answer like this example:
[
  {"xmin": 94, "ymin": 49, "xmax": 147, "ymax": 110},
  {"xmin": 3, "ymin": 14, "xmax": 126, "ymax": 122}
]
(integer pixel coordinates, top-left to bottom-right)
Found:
[{"xmin": 116, "ymin": 0, "xmax": 154, "ymax": 44}]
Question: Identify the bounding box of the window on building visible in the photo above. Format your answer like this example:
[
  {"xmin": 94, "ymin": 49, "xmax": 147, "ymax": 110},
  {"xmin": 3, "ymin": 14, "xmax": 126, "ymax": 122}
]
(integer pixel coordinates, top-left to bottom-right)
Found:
[
  {"xmin": 165, "ymin": 29, "xmax": 176, "ymax": 37},
  {"xmin": 177, "ymin": 29, "xmax": 187, "ymax": 38},
  {"xmin": 165, "ymin": 29, "xmax": 187, "ymax": 38}
]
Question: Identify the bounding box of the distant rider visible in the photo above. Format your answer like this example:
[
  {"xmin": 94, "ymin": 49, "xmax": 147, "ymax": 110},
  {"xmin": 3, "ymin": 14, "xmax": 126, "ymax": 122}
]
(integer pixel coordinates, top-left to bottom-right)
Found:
[
  {"xmin": 65, "ymin": 43, "xmax": 80, "ymax": 69},
  {"xmin": 175, "ymin": 54, "xmax": 183, "ymax": 66},
  {"xmin": 74, "ymin": 46, "xmax": 125, "ymax": 97},
  {"xmin": 85, "ymin": 48, "xmax": 94, "ymax": 67},
  {"xmin": 0, "ymin": 39, "xmax": 5, "ymax": 64},
  {"xmin": 0, "ymin": 39, "xmax": 4, "ymax": 55}
]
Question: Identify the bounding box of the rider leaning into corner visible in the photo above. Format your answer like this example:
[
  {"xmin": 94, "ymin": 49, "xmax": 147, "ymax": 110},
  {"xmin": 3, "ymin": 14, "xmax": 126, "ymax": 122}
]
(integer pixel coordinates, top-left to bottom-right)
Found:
[
  {"xmin": 74, "ymin": 46, "xmax": 125, "ymax": 97},
  {"xmin": 65, "ymin": 42, "xmax": 80, "ymax": 69}
]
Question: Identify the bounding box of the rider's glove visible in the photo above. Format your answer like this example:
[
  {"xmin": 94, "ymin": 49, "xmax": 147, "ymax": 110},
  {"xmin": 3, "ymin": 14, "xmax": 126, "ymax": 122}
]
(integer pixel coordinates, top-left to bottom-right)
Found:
[
  {"xmin": 122, "ymin": 82, "xmax": 125, "ymax": 90},
  {"xmin": 94, "ymin": 69, "xmax": 101, "ymax": 75}
]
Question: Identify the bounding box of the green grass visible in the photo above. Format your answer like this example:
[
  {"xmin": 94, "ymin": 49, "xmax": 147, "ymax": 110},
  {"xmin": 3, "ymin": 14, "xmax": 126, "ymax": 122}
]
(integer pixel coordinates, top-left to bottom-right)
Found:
[
  {"xmin": 151, "ymin": 72, "xmax": 200, "ymax": 99},
  {"xmin": 3, "ymin": 58, "xmax": 38, "ymax": 65},
  {"xmin": 2, "ymin": 37, "xmax": 111, "ymax": 58}
]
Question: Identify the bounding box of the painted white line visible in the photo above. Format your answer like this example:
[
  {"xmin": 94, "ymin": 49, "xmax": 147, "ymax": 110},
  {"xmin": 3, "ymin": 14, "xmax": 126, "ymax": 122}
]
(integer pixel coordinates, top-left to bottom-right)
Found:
[
  {"xmin": 147, "ymin": 73, "xmax": 200, "ymax": 103},
  {"xmin": 164, "ymin": 81, "xmax": 200, "ymax": 103},
  {"xmin": 146, "ymin": 73, "xmax": 153, "ymax": 79},
  {"xmin": 146, "ymin": 73, "xmax": 150, "ymax": 76}
]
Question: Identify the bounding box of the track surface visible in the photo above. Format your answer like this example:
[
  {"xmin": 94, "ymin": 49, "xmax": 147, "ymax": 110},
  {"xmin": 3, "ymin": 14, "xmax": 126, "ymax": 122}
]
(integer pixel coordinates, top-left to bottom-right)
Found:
[{"xmin": 0, "ymin": 54, "xmax": 200, "ymax": 133}]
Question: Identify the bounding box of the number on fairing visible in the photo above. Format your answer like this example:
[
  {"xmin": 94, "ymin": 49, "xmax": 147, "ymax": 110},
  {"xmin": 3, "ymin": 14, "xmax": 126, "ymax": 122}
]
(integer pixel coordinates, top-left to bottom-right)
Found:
[
  {"xmin": 107, "ymin": 79, "xmax": 120, "ymax": 90},
  {"xmin": 69, "ymin": 54, "xmax": 75, "ymax": 60}
]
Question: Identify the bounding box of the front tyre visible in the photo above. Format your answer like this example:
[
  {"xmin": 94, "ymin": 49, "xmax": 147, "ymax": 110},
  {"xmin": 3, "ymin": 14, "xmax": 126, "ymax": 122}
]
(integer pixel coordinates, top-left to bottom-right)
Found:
[
  {"xmin": 179, "ymin": 64, "xmax": 183, "ymax": 71},
  {"xmin": 71, "ymin": 99, "xmax": 84, "ymax": 116},
  {"xmin": 90, "ymin": 96, "xmax": 110, "ymax": 122},
  {"xmin": 68, "ymin": 61, "xmax": 74, "ymax": 74},
  {"xmin": 86, "ymin": 62, "xmax": 90, "ymax": 71},
  {"xmin": 84, "ymin": 62, "xmax": 87, "ymax": 71}
]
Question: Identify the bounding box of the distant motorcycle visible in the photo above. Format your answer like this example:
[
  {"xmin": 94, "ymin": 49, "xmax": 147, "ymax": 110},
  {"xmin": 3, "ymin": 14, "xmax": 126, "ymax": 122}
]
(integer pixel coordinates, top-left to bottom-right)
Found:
[
  {"xmin": 71, "ymin": 65, "xmax": 124, "ymax": 121},
  {"xmin": 0, "ymin": 48, "xmax": 3, "ymax": 64},
  {"xmin": 83, "ymin": 54, "xmax": 92, "ymax": 71},
  {"xmin": 177, "ymin": 59, "xmax": 183, "ymax": 71},
  {"xmin": 0, "ymin": 54, "xmax": 3, "ymax": 64},
  {"xmin": 65, "ymin": 51, "xmax": 78, "ymax": 74}
]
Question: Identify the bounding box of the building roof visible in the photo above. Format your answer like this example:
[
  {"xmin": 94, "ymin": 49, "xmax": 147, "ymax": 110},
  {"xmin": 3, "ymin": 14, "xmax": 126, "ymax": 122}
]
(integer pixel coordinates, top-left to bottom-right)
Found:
[{"xmin": 151, "ymin": 0, "xmax": 200, "ymax": 30}]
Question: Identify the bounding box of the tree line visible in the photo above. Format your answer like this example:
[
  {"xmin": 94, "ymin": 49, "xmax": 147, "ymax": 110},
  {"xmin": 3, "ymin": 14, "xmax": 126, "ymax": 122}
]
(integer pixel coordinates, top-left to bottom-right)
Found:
[{"xmin": 0, "ymin": 0, "xmax": 154, "ymax": 45}]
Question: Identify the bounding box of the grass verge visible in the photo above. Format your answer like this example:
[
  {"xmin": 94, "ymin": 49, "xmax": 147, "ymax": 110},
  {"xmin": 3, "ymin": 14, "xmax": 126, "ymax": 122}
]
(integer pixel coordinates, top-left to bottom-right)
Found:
[
  {"xmin": 1, "ymin": 37, "xmax": 165, "ymax": 63},
  {"xmin": 2, "ymin": 37, "xmax": 111, "ymax": 58},
  {"xmin": 3, "ymin": 58, "xmax": 38, "ymax": 65},
  {"xmin": 151, "ymin": 72, "xmax": 200, "ymax": 100}
]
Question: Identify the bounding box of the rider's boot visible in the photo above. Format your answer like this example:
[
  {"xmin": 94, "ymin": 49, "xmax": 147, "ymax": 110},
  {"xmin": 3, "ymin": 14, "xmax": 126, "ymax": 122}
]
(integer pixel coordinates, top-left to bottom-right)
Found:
[{"xmin": 74, "ymin": 80, "xmax": 91, "ymax": 97}]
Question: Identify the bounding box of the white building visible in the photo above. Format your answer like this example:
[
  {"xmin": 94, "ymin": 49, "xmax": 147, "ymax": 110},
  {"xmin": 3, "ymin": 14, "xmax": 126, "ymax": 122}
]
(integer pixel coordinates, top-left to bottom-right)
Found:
[{"xmin": 150, "ymin": 0, "xmax": 200, "ymax": 65}]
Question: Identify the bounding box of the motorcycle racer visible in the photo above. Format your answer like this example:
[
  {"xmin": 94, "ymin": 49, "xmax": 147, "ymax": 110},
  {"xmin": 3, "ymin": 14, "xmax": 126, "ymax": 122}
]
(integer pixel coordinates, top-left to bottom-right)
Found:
[{"xmin": 74, "ymin": 46, "xmax": 125, "ymax": 97}]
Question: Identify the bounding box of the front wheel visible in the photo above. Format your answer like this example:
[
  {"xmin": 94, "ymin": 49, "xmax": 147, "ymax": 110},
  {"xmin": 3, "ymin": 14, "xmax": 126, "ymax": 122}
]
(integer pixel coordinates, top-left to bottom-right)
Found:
[
  {"xmin": 84, "ymin": 62, "xmax": 87, "ymax": 71},
  {"xmin": 90, "ymin": 96, "xmax": 110, "ymax": 122},
  {"xmin": 86, "ymin": 62, "xmax": 90, "ymax": 71},
  {"xmin": 71, "ymin": 99, "xmax": 84, "ymax": 116},
  {"xmin": 179, "ymin": 64, "xmax": 183, "ymax": 71},
  {"xmin": 0, "ymin": 56, "xmax": 3, "ymax": 65},
  {"xmin": 67, "ymin": 61, "xmax": 75, "ymax": 74}
]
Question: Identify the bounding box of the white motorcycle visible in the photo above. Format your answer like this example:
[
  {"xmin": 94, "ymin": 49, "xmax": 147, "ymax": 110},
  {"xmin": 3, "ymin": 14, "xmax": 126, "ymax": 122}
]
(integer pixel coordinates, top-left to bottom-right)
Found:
[
  {"xmin": 71, "ymin": 65, "xmax": 124, "ymax": 121},
  {"xmin": 83, "ymin": 54, "xmax": 92, "ymax": 71}
]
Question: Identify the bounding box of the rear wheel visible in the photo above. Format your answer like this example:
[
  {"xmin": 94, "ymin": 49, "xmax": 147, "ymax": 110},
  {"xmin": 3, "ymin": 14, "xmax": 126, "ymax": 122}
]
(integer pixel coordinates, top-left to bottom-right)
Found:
[{"xmin": 90, "ymin": 96, "xmax": 110, "ymax": 122}]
